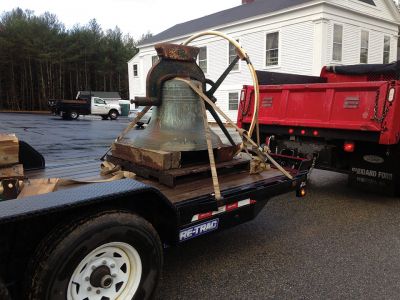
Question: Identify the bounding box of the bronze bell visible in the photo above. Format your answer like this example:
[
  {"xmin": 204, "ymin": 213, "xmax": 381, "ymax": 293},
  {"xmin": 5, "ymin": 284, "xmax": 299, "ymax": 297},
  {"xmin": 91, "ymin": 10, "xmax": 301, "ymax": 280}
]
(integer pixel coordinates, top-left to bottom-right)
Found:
[{"xmin": 123, "ymin": 79, "xmax": 224, "ymax": 152}]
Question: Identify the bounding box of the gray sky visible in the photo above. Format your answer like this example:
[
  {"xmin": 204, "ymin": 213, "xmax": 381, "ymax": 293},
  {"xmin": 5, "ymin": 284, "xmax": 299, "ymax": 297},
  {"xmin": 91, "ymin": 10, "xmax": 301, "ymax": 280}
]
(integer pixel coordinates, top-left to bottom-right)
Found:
[{"xmin": 1, "ymin": 0, "xmax": 240, "ymax": 40}]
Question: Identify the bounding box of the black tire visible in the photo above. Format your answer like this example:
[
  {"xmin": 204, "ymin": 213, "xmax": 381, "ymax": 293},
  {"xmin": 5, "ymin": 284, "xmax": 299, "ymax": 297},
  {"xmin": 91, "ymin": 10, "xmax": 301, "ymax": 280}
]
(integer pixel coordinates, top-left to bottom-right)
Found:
[
  {"xmin": 109, "ymin": 110, "xmax": 119, "ymax": 120},
  {"xmin": 101, "ymin": 115, "xmax": 109, "ymax": 120},
  {"xmin": 0, "ymin": 279, "xmax": 11, "ymax": 300},
  {"xmin": 69, "ymin": 111, "xmax": 79, "ymax": 120},
  {"xmin": 26, "ymin": 211, "xmax": 163, "ymax": 300}
]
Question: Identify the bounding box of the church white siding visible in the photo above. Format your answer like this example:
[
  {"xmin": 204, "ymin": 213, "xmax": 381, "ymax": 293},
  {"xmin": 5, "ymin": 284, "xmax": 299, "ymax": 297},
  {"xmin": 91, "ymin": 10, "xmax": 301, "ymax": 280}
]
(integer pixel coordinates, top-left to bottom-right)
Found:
[{"xmin": 128, "ymin": 0, "xmax": 400, "ymax": 121}]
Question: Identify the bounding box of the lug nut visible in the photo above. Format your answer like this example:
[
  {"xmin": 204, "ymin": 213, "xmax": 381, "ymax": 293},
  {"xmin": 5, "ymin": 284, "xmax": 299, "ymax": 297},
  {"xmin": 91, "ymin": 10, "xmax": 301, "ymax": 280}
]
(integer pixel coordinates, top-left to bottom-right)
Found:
[
  {"xmin": 85, "ymin": 276, "xmax": 90, "ymax": 281},
  {"xmin": 96, "ymin": 290, "xmax": 101, "ymax": 294},
  {"xmin": 91, "ymin": 265, "xmax": 96, "ymax": 270},
  {"xmin": 102, "ymin": 260, "xmax": 107, "ymax": 265},
  {"xmin": 110, "ymin": 263, "xmax": 115, "ymax": 268},
  {"xmin": 111, "ymin": 273, "xmax": 117, "ymax": 278},
  {"xmin": 87, "ymin": 287, "xmax": 92, "ymax": 291}
]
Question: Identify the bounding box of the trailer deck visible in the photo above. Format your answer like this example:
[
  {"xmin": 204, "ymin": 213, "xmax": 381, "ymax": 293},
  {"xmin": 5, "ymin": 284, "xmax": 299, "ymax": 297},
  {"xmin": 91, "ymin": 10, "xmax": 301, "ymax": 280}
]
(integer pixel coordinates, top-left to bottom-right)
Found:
[{"xmin": 25, "ymin": 158, "xmax": 289, "ymax": 204}]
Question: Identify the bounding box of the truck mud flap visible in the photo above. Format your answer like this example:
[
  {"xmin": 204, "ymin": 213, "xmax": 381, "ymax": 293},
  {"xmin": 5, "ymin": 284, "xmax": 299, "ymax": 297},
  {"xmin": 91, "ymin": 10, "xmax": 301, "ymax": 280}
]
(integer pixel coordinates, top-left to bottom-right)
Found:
[{"xmin": 349, "ymin": 153, "xmax": 398, "ymax": 195}]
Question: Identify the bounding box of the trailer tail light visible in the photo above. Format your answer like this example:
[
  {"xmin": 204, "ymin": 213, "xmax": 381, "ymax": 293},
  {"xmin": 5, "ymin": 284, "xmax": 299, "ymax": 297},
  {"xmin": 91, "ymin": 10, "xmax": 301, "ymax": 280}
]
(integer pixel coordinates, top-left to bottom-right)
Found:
[
  {"xmin": 344, "ymin": 141, "xmax": 355, "ymax": 152},
  {"xmin": 388, "ymin": 87, "xmax": 395, "ymax": 102},
  {"xmin": 288, "ymin": 128, "xmax": 294, "ymax": 134},
  {"xmin": 297, "ymin": 187, "xmax": 306, "ymax": 197},
  {"xmin": 296, "ymin": 181, "xmax": 307, "ymax": 197},
  {"xmin": 301, "ymin": 130, "xmax": 306, "ymax": 135},
  {"xmin": 313, "ymin": 130, "xmax": 319, "ymax": 136}
]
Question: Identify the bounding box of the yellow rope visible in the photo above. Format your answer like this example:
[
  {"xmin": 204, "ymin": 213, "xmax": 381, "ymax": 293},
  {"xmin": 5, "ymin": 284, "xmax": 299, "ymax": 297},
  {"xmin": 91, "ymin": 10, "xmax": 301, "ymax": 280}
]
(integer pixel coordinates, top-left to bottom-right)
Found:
[{"xmin": 183, "ymin": 31, "xmax": 260, "ymax": 140}]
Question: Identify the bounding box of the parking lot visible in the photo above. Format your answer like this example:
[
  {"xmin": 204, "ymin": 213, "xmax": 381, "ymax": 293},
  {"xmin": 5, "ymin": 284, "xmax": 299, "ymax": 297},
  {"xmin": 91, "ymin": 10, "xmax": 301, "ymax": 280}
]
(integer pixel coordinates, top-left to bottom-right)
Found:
[{"xmin": 1, "ymin": 113, "xmax": 400, "ymax": 299}]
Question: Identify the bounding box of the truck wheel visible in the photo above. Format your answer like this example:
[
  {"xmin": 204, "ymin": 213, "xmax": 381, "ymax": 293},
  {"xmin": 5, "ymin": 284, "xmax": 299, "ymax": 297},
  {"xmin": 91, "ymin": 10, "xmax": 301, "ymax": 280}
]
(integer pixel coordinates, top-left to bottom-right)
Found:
[
  {"xmin": 69, "ymin": 111, "xmax": 79, "ymax": 120},
  {"xmin": 26, "ymin": 211, "xmax": 163, "ymax": 300},
  {"xmin": 109, "ymin": 110, "xmax": 119, "ymax": 120}
]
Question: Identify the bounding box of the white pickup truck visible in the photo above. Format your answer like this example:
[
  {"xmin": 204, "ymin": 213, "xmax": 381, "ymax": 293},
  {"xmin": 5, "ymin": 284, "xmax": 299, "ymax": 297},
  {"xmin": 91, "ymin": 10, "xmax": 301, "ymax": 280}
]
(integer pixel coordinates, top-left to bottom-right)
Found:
[{"xmin": 49, "ymin": 96, "xmax": 122, "ymax": 120}]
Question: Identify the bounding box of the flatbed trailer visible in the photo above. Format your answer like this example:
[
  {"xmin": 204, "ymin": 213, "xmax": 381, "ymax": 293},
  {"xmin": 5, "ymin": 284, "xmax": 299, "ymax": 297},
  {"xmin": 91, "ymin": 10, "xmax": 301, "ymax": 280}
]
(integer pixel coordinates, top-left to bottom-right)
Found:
[
  {"xmin": 0, "ymin": 33, "xmax": 312, "ymax": 299},
  {"xmin": 0, "ymin": 153, "xmax": 310, "ymax": 299}
]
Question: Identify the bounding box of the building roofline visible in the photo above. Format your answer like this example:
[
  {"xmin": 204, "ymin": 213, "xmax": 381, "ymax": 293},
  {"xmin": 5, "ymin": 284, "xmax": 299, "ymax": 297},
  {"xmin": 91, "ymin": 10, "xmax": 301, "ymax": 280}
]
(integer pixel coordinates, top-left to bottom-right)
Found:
[
  {"xmin": 138, "ymin": 0, "xmax": 323, "ymax": 48},
  {"xmin": 325, "ymin": 0, "xmax": 400, "ymax": 25},
  {"xmin": 138, "ymin": 0, "xmax": 318, "ymax": 47},
  {"xmin": 127, "ymin": 51, "xmax": 139, "ymax": 64},
  {"xmin": 383, "ymin": 0, "xmax": 400, "ymax": 22}
]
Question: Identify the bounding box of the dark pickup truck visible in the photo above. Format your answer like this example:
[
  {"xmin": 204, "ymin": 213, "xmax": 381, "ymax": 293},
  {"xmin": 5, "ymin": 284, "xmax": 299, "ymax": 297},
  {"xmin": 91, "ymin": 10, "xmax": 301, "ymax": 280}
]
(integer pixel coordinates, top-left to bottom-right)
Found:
[{"xmin": 49, "ymin": 91, "xmax": 122, "ymax": 120}]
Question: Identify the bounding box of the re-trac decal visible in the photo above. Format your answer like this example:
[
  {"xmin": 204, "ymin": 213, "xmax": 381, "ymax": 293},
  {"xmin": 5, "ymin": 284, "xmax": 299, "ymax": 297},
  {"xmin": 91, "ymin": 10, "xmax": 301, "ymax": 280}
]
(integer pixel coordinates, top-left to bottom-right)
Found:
[{"xmin": 179, "ymin": 219, "xmax": 219, "ymax": 242}]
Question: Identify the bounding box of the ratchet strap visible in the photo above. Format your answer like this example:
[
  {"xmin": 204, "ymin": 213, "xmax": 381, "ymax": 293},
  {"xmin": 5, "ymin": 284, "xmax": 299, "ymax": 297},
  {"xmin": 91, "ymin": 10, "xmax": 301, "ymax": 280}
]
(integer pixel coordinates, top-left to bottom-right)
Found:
[{"xmin": 175, "ymin": 77, "xmax": 293, "ymax": 180}]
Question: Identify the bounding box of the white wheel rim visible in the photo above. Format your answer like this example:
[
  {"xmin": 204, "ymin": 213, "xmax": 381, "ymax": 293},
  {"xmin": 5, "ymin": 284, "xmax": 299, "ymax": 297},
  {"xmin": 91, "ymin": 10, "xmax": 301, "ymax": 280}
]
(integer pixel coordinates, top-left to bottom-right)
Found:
[
  {"xmin": 71, "ymin": 112, "xmax": 77, "ymax": 118},
  {"xmin": 67, "ymin": 242, "xmax": 142, "ymax": 300}
]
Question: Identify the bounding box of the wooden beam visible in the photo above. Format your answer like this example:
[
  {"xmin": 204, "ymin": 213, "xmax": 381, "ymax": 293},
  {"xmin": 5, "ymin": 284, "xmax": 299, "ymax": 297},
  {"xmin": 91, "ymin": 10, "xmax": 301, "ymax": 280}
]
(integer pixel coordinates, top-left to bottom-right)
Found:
[
  {"xmin": 0, "ymin": 133, "xmax": 19, "ymax": 166},
  {"xmin": 0, "ymin": 134, "xmax": 19, "ymax": 167},
  {"xmin": 112, "ymin": 142, "xmax": 181, "ymax": 170},
  {"xmin": 0, "ymin": 164, "xmax": 24, "ymax": 179}
]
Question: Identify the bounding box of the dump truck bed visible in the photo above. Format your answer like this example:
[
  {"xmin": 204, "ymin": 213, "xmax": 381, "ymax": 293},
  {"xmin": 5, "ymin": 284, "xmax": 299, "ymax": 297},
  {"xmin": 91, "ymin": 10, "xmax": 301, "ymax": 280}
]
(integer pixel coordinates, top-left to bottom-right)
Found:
[{"xmin": 239, "ymin": 67, "xmax": 400, "ymax": 145}]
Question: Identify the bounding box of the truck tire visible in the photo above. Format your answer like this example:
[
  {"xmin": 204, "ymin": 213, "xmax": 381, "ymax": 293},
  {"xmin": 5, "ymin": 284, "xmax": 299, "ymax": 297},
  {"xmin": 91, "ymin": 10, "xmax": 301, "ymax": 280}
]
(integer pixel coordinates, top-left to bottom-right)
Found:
[
  {"xmin": 109, "ymin": 110, "xmax": 119, "ymax": 120},
  {"xmin": 26, "ymin": 211, "xmax": 163, "ymax": 300},
  {"xmin": 101, "ymin": 115, "xmax": 109, "ymax": 120},
  {"xmin": 69, "ymin": 111, "xmax": 79, "ymax": 120}
]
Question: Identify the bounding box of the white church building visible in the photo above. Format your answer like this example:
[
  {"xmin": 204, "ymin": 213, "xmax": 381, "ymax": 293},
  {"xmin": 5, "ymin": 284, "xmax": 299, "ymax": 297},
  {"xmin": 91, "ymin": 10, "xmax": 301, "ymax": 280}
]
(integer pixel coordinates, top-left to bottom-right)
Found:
[{"xmin": 128, "ymin": 0, "xmax": 400, "ymax": 120}]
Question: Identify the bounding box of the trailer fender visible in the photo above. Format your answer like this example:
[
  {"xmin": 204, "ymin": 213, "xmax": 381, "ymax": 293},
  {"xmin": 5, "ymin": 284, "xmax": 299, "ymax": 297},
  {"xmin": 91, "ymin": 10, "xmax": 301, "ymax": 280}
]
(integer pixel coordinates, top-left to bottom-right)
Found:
[{"xmin": 0, "ymin": 179, "xmax": 178, "ymax": 242}]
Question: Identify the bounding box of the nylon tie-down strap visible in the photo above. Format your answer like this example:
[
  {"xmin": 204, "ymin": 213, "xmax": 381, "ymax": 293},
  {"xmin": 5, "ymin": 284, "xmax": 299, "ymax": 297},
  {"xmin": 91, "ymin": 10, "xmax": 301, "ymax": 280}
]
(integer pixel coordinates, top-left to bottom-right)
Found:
[{"xmin": 175, "ymin": 77, "xmax": 293, "ymax": 180}]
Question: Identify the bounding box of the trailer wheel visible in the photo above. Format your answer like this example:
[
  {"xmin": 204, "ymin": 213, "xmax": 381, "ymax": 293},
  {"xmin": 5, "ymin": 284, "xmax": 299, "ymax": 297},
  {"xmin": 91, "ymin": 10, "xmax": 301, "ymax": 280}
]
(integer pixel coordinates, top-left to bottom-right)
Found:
[
  {"xmin": 109, "ymin": 110, "xmax": 119, "ymax": 120},
  {"xmin": 26, "ymin": 211, "xmax": 163, "ymax": 300}
]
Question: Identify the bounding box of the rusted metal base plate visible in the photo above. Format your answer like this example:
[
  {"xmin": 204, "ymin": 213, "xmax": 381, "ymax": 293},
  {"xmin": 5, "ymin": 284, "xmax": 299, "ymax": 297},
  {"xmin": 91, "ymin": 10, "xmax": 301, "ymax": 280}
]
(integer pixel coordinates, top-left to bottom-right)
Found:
[{"xmin": 107, "ymin": 155, "xmax": 250, "ymax": 187}]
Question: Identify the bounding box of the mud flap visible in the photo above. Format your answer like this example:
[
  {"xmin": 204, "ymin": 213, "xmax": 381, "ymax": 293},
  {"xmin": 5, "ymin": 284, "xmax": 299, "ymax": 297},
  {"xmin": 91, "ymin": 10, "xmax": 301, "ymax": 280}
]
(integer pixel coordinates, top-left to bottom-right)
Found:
[{"xmin": 348, "ymin": 152, "xmax": 397, "ymax": 195}]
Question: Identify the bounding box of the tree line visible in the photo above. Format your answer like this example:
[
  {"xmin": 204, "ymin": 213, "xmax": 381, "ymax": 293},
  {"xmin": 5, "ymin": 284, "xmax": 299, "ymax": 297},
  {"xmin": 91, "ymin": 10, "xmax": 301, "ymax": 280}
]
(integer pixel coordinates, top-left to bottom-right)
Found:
[{"xmin": 0, "ymin": 8, "xmax": 150, "ymax": 111}]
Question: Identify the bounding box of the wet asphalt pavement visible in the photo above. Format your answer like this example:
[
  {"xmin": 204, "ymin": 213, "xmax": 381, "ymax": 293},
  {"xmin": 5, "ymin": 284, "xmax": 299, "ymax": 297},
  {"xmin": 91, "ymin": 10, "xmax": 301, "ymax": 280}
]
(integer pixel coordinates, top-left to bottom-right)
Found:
[
  {"xmin": 1, "ymin": 113, "xmax": 400, "ymax": 299},
  {"xmin": 0, "ymin": 113, "xmax": 129, "ymax": 165}
]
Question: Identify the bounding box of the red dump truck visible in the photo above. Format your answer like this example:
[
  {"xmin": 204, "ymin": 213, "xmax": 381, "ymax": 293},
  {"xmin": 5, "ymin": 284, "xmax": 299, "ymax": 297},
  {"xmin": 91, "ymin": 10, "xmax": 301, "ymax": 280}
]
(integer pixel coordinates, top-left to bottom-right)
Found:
[{"xmin": 238, "ymin": 62, "xmax": 400, "ymax": 194}]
